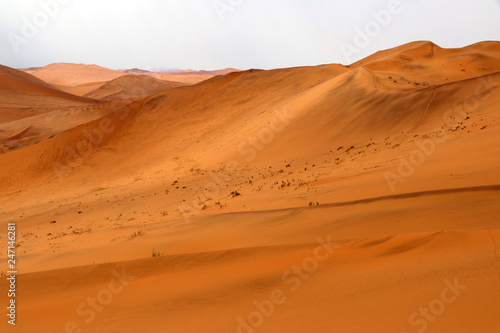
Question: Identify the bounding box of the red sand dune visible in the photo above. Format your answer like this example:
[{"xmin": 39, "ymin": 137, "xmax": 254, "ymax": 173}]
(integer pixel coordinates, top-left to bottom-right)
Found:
[
  {"xmin": 22, "ymin": 63, "xmax": 127, "ymax": 86},
  {"xmin": 152, "ymin": 73, "xmax": 216, "ymax": 84},
  {"xmin": 0, "ymin": 67, "xmax": 186, "ymax": 153},
  {"xmin": 162, "ymin": 67, "xmax": 241, "ymax": 75},
  {"xmin": 0, "ymin": 65, "xmax": 102, "ymax": 150},
  {"xmin": 83, "ymin": 75, "xmax": 187, "ymax": 101},
  {"xmin": 146, "ymin": 68, "xmax": 240, "ymax": 84},
  {"xmin": 1, "ymin": 41, "xmax": 500, "ymax": 333},
  {"xmin": 52, "ymin": 81, "xmax": 109, "ymax": 97},
  {"xmin": 0, "ymin": 64, "xmax": 96, "ymax": 103},
  {"xmin": 119, "ymin": 68, "xmax": 152, "ymax": 74}
]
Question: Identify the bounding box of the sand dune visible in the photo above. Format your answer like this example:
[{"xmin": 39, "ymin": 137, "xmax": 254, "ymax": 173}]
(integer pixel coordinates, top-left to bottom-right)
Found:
[
  {"xmin": 152, "ymin": 73, "xmax": 216, "ymax": 85},
  {"xmin": 162, "ymin": 68, "xmax": 241, "ymax": 75},
  {"xmin": 0, "ymin": 65, "xmax": 104, "ymax": 151},
  {"xmin": 0, "ymin": 67, "xmax": 190, "ymax": 152},
  {"xmin": 23, "ymin": 63, "xmax": 127, "ymax": 86},
  {"xmin": 83, "ymin": 75, "xmax": 187, "ymax": 101},
  {"xmin": 52, "ymin": 81, "xmax": 109, "ymax": 97},
  {"xmin": 122, "ymin": 68, "xmax": 218, "ymax": 84},
  {"xmin": 1, "ymin": 41, "xmax": 500, "ymax": 332},
  {"xmin": 119, "ymin": 68, "xmax": 152, "ymax": 74},
  {"xmin": 0, "ymin": 64, "xmax": 96, "ymax": 103},
  {"xmin": 52, "ymin": 73, "xmax": 208, "ymax": 97}
]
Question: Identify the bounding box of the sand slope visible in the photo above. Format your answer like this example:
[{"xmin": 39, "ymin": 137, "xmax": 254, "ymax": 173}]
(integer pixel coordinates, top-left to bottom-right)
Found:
[
  {"xmin": 0, "ymin": 65, "xmax": 104, "ymax": 151},
  {"xmin": 52, "ymin": 81, "xmax": 109, "ymax": 97},
  {"xmin": 0, "ymin": 64, "xmax": 97, "ymax": 104},
  {"xmin": 23, "ymin": 63, "xmax": 127, "ymax": 86},
  {"xmin": 1, "ymin": 41, "xmax": 500, "ymax": 333},
  {"xmin": 0, "ymin": 67, "xmax": 190, "ymax": 153},
  {"xmin": 83, "ymin": 75, "xmax": 187, "ymax": 101},
  {"xmin": 152, "ymin": 73, "xmax": 216, "ymax": 85}
]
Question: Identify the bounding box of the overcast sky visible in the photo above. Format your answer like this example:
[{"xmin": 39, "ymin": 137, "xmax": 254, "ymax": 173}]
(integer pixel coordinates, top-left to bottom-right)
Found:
[{"xmin": 1, "ymin": 0, "xmax": 499, "ymax": 70}]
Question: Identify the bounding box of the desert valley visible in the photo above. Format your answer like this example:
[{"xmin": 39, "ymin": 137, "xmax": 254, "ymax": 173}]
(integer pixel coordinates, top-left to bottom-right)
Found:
[{"xmin": 1, "ymin": 41, "xmax": 500, "ymax": 332}]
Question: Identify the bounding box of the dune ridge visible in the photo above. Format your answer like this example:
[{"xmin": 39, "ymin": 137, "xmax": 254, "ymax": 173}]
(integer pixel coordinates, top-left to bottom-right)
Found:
[
  {"xmin": 22, "ymin": 63, "xmax": 127, "ymax": 86},
  {"xmin": 1, "ymin": 41, "xmax": 500, "ymax": 332}
]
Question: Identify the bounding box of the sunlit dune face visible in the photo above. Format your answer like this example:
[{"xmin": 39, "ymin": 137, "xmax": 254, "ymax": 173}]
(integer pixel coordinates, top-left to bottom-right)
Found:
[{"xmin": 1, "ymin": 1, "xmax": 499, "ymax": 331}]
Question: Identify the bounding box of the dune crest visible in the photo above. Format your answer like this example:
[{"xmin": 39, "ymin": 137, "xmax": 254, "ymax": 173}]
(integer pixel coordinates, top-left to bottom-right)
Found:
[
  {"xmin": 1, "ymin": 41, "xmax": 500, "ymax": 333},
  {"xmin": 23, "ymin": 62, "xmax": 127, "ymax": 86}
]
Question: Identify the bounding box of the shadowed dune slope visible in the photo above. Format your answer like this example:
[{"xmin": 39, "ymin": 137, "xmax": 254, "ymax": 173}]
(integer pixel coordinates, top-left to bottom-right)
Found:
[
  {"xmin": 0, "ymin": 63, "xmax": 349, "ymax": 186},
  {"xmin": 1, "ymin": 41, "xmax": 500, "ymax": 333},
  {"xmin": 23, "ymin": 63, "xmax": 127, "ymax": 86},
  {"xmin": 2, "ymin": 42, "xmax": 500, "ymax": 186},
  {"xmin": 0, "ymin": 64, "xmax": 98, "ymax": 104},
  {"xmin": 0, "ymin": 65, "xmax": 104, "ymax": 150},
  {"xmin": 44, "ymin": 42, "xmax": 500, "ymax": 168},
  {"xmin": 52, "ymin": 81, "xmax": 108, "ymax": 97},
  {"xmin": 83, "ymin": 74, "xmax": 187, "ymax": 101}
]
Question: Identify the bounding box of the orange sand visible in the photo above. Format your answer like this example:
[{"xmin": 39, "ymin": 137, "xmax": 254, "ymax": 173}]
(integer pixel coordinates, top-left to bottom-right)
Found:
[{"xmin": 1, "ymin": 41, "xmax": 499, "ymax": 332}]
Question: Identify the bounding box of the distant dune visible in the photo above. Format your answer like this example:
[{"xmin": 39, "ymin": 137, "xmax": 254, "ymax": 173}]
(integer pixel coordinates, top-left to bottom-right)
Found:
[
  {"xmin": 0, "ymin": 64, "xmax": 98, "ymax": 122},
  {"xmin": 22, "ymin": 63, "xmax": 127, "ymax": 86},
  {"xmin": 119, "ymin": 68, "xmax": 152, "ymax": 74},
  {"xmin": 1, "ymin": 41, "xmax": 500, "ymax": 333},
  {"xmin": 0, "ymin": 65, "xmax": 107, "ymax": 151},
  {"xmin": 120, "ymin": 67, "xmax": 241, "ymax": 84},
  {"xmin": 83, "ymin": 75, "xmax": 187, "ymax": 101},
  {"xmin": 118, "ymin": 67, "xmax": 240, "ymax": 76},
  {"xmin": 52, "ymin": 81, "xmax": 108, "ymax": 96},
  {"xmin": 152, "ymin": 73, "xmax": 216, "ymax": 84},
  {"xmin": 21, "ymin": 63, "xmax": 234, "ymax": 86},
  {"xmin": 0, "ymin": 67, "xmax": 185, "ymax": 152},
  {"xmin": 162, "ymin": 68, "xmax": 241, "ymax": 75}
]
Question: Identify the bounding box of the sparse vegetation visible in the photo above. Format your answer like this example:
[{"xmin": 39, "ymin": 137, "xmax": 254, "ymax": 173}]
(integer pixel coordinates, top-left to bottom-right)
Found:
[
  {"xmin": 72, "ymin": 227, "xmax": 92, "ymax": 235},
  {"xmin": 215, "ymin": 201, "xmax": 226, "ymax": 208},
  {"xmin": 130, "ymin": 230, "xmax": 144, "ymax": 239},
  {"xmin": 152, "ymin": 248, "xmax": 163, "ymax": 257}
]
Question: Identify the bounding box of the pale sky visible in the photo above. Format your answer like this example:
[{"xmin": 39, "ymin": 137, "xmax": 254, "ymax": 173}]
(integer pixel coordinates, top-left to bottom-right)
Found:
[{"xmin": 1, "ymin": 0, "xmax": 499, "ymax": 70}]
